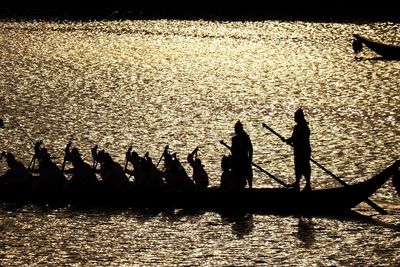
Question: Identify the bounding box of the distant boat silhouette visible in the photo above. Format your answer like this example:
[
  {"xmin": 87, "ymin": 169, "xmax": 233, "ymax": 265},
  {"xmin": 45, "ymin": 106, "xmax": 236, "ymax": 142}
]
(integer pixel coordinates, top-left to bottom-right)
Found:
[{"xmin": 353, "ymin": 34, "xmax": 400, "ymax": 59}]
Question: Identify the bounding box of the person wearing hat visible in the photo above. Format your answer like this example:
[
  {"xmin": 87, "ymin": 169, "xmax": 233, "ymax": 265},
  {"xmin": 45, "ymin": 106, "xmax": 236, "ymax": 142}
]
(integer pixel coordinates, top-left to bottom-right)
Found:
[
  {"xmin": 231, "ymin": 120, "xmax": 253, "ymax": 189},
  {"xmin": 282, "ymin": 108, "xmax": 312, "ymax": 192}
]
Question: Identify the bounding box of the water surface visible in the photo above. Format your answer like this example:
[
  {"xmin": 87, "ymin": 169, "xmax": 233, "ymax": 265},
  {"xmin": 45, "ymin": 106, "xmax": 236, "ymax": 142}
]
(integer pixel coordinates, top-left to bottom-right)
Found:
[{"xmin": 0, "ymin": 19, "xmax": 399, "ymax": 266}]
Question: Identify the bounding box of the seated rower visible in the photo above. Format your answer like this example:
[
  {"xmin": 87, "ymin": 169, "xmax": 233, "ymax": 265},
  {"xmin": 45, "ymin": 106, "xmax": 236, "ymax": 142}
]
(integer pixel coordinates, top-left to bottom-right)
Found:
[
  {"xmin": 126, "ymin": 148, "xmax": 165, "ymax": 191},
  {"xmin": 0, "ymin": 152, "xmax": 32, "ymax": 194},
  {"xmin": 96, "ymin": 149, "xmax": 129, "ymax": 192},
  {"xmin": 66, "ymin": 147, "xmax": 99, "ymax": 194},
  {"xmin": 162, "ymin": 148, "xmax": 194, "ymax": 192},
  {"xmin": 33, "ymin": 147, "xmax": 67, "ymax": 195},
  {"xmin": 219, "ymin": 155, "xmax": 238, "ymax": 191},
  {"xmin": 187, "ymin": 147, "xmax": 209, "ymax": 190}
]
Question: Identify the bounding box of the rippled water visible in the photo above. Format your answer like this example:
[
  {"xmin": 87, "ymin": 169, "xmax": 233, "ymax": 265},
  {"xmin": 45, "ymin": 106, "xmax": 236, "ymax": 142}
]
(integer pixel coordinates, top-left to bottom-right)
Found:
[{"xmin": 0, "ymin": 19, "xmax": 399, "ymax": 266}]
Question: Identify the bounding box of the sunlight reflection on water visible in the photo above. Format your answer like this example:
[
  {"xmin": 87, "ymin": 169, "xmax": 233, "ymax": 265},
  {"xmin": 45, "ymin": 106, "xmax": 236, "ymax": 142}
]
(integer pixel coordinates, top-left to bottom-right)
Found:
[{"xmin": 0, "ymin": 19, "xmax": 399, "ymax": 265}]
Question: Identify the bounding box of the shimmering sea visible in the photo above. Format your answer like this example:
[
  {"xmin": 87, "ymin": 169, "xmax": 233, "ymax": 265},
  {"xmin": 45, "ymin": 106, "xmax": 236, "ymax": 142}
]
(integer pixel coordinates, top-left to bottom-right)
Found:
[{"xmin": 0, "ymin": 19, "xmax": 399, "ymax": 266}]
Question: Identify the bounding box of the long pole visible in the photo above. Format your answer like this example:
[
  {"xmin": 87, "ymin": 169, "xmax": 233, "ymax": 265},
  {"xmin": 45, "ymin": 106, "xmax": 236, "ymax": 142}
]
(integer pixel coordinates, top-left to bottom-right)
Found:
[
  {"xmin": 262, "ymin": 122, "xmax": 388, "ymax": 215},
  {"xmin": 61, "ymin": 141, "xmax": 72, "ymax": 173},
  {"xmin": 156, "ymin": 145, "xmax": 168, "ymax": 167},
  {"xmin": 124, "ymin": 145, "xmax": 133, "ymax": 172},
  {"xmin": 219, "ymin": 140, "xmax": 289, "ymax": 188}
]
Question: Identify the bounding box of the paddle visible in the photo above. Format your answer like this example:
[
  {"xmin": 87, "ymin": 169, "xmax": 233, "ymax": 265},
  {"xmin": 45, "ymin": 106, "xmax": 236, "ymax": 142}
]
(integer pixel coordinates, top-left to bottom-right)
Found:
[
  {"xmin": 91, "ymin": 145, "xmax": 99, "ymax": 171},
  {"xmin": 219, "ymin": 140, "xmax": 289, "ymax": 188},
  {"xmin": 28, "ymin": 140, "xmax": 43, "ymax": 171},
  {"xmin": 156, "ymin": 145, "xmax": 169, "ymax": 167},
  {"xmin": 124, "ymin": 145, "xmax": 133, "ymax": 172},
  {"xmin": 61, "ymin": 141, "xmax": 72, "ymax": 173},
  {"xmin": 262, "ymin": 122, "xmax": 388, "ymax": 215}
]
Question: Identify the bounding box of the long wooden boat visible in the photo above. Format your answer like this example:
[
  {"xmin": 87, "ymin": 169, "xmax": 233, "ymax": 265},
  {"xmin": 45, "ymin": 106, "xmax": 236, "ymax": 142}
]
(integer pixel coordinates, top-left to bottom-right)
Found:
[
  {"xmin": 353, "ymin": 34, "xmax": 400, "ymax": 59},
  {"xmin": 1, "ymin": 161, "xmax": 399, "ymax": 215}
]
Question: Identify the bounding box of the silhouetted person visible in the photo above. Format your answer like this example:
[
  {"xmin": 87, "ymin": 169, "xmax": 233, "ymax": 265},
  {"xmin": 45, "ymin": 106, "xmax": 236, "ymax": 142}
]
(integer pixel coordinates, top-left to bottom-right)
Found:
[
  {"xmin": 220, "ymin": 155, "xmax": 237, "ymax": 191},
  {"xmin": 187, "ymin": 147, "xmax": 209, "ymax": 190},
  {"xmin": 282, "ymin": 108, "xmax": 311, "ymax": 192},
  {"xmin": 34, "ymin": 147, "xmax": 67, "ymax": 195},
  {"xmin": 0, "ymin": 152, "xmax": 32, "ymax": 194},
  {"xmin": 67, "ymin": 147, "xmax": 98, "ymax": 194},
  {"xmin": 97, "ymin": 150, "xmax": 129, "ymax": 192},
  {"xmin": 126, "ymin": 149, "xmax": 165, "ymax": 191},
  {"xmin": 231, "ymin": 121, "xmax": 253, "ymax": 189},
  {"xmin": 162, "ymin": 148, "xmax": 194, "ymax": 192}
]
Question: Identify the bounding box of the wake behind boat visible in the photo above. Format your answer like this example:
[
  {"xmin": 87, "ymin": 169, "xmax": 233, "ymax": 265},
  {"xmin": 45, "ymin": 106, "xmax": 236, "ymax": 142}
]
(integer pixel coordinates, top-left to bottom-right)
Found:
[{"xmin": 353, "ymin": 34, "xmax": 400, "ymax": 59}]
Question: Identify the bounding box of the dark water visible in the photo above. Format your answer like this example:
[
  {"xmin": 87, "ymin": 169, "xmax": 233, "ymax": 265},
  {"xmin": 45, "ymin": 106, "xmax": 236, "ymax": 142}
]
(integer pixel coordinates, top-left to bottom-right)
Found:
[{"xmin": 0, "ymin": 20, "xmax": 399, "ymax": 265}]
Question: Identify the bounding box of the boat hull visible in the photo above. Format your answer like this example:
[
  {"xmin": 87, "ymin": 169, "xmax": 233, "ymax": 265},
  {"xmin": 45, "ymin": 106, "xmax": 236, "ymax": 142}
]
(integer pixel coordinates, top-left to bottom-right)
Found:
[
  {"xmin": 1, "ymin": 161, "xmax": 398, "ymax": 215},
  {"xmin": 353, "ymin": 34, "xmax": 400, "ymax": 59}
]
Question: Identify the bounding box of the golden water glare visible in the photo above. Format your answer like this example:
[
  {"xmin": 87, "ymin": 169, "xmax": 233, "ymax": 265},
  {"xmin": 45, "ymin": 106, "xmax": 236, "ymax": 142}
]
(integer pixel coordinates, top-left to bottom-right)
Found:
[{"xmin": 0, "ymin": 20, "xmax": 399, "ymax": 265}]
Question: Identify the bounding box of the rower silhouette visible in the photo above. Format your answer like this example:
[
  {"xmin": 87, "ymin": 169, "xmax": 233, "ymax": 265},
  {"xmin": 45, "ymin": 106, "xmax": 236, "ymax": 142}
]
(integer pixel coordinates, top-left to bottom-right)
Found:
[
  {"xmin": 162, "ymin": 148, "xmax": 194, "ymax": 192},
  {"xmin": 125, "ymin": 148, "xmax": 165, "ymax": 191},
  {"xmin": 187, "ymin": 147, "xmax": 209, "ymax": 190},
  {"xmin": 66, "ymin": 147, "xmax": 99, "ymax": 194},
  {"xmin": 96, "ymin": 149, "xmax": 129, "ymax": 192},
  {"xmin": 34, "ymin": 147, "xmax": 67, "ymax": 195},
  {"xmin": 0, "ymin": 152, "xmax": 32, "ymax": 194}
]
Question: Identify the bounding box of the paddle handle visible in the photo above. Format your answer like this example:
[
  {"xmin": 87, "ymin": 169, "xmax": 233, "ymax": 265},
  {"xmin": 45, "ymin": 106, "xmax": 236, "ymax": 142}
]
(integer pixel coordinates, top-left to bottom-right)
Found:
[
  {"xmin": 156, "ymin": 145, "xmax": 168, "ymax": 167},
  {"xmin": 262, "ymin": 123, "xmax": 285, "ymax": 141},
  {"xmin": 219, "ymin": 140, "xmax": 289, "ymax": 188}
]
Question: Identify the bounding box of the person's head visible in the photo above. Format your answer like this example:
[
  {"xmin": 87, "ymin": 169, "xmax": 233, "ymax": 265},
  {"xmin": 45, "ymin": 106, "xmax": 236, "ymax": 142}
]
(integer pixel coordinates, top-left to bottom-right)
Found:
[
  {"xmin": 294, "ymin": 108, "xmax": 306, "ymax": 124},
  {"xmin": 195, "ymin": 158, "xmax": 204, "ymax": 167},
  {"xmin": 41, "ymin": 148, "xmax": 51, "ymax": 160},
  {"xmin": 234, "ymin": 120, "xmax": 243, "ymax": 134},
  {"xmin": 131, "ymin": 151, "xmax": 139, "ymax": 161},
  {"xmin": 164, "ymin": 153, "xmax": 172, "ymax": 165},
  {"xmin": 97, "ymin": 149, "xmax": 106, "ymax": 163},
  {"xmin": 104, "ymin": 153, "xmax": 113, "ymax": 164},
  {"xmin": 71, "ymin": 147, "xmax": 82, "ymax": 163},
  {"xmin": 5, "ymin": 152, "xmax": 17, "ymax": 167}
]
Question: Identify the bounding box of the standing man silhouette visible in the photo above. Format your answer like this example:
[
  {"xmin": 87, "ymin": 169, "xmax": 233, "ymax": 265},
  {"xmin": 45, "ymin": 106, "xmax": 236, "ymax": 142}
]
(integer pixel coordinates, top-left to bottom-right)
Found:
[
  {"xmin": 282, "ymin": 108, "xmax": 311, "ymax": 191},
  {"xmin": 231, "ymin": 121, "xmax": 253, "ymax": 189}
]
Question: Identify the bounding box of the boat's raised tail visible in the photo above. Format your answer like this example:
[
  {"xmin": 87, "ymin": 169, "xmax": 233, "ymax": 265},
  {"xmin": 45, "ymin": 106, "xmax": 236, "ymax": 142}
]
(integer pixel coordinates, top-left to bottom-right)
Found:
[
  {"xmin": 307, "ymin": 160, "xmax": 400, "ymax": 214},
  {"xmin": 353, "ymin": 160, "xmax": 400, "ymax": 199}
]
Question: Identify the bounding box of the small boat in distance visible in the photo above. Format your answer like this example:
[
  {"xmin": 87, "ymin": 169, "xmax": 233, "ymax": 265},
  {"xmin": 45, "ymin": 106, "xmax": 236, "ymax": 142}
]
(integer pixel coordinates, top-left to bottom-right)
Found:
[{"xmin": 353, "ymin": 34, "xmax": 400, "ymax": 59}]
